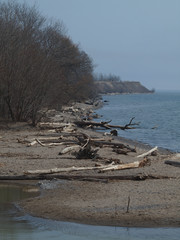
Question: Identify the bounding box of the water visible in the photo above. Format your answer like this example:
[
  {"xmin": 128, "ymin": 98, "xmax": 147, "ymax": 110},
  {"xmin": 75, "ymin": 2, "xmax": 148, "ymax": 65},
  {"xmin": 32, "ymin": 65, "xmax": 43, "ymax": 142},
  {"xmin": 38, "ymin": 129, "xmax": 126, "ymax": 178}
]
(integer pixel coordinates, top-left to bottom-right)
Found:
[
  {"xmin": 96, "ymin": 91, "xmax": 180, "ymax": 152},
  {"xmin": 0, "ymin": 184, "xmax": 180, "ymax": 240}
]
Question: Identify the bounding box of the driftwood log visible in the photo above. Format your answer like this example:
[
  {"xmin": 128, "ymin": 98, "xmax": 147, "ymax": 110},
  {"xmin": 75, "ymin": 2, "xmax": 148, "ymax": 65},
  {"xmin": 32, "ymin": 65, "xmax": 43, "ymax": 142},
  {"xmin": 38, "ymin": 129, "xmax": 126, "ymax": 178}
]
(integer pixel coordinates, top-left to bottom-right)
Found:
[
  {"xmin": 25, "ymin": 163, "xmax": 115, "ymax": 175},
  {"xmin": 35, "ymin": 138, "xmax": 77, "ymax": 147},
  {"xmin": 164, "ymin": 160, "xmax": 180, "ymax": 167},
  {"xmin": 25, "ymin": 159, "xmax": 148, "ymax": 175},
  {"xmin": 90, "ymin": 140, "xmax": 136, "ymax": 152},
  {"xmin": 59, "ymin": 145, "xmax": 81, "ymax": 155},
  {"xmin": 74, "ymin": 117, "xmax": 140, "ymax": 130},
  {"xmin": 136, "ymin": 146, "xmax": 158, "ymax": 158},
  {"xmin": 73, "ymin": 144, "xmax": 99, "ymax": 159},
  {"xmin": 99, "ymin": 159, "xmax": 148, "ymax": 172},
  {"xmin": 0, "ymin": 174, "xmax": 172, "ymax": 181}
]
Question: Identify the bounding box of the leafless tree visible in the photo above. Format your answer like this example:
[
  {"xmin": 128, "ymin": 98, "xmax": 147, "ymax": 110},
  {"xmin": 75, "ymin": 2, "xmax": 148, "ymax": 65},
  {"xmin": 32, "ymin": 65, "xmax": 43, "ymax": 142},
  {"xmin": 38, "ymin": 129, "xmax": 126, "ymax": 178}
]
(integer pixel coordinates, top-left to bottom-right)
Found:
[{"xmin": 0, "ymin": 1, "xmax": 96, "ymax": 125}]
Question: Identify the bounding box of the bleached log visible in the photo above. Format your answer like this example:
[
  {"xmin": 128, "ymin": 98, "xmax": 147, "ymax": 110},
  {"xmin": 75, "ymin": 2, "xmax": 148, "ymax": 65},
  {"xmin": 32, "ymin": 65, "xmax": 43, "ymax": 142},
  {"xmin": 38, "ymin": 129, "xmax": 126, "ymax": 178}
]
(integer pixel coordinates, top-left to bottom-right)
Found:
[
  {"xmin": 35, "ymin": 139, "xmax": 76, "ymax": 147},
  {"xmin": 25, "ymin": 163, "xmax": 114, "ymax": 175},
  {"xmin": 136, "ymin": 146, "xmax": 158, "ymax": 158},
  {"xmin": 100, "ymin": 159, "xmax": 147, "ymax": 172},
  {"xmin": 60, "ymin": 145, "xmax": 81, "ymax": 154},
  {"xmin": 25, "ymin": 159, "xmax": 147, "ymax": 175},
  {"xmin": 27, "ymin": 137, "xmax": 67, "ymax": 147},
  {"xmin": 27, "ymin": 140, "xmax": 37, "ymax": 147}
]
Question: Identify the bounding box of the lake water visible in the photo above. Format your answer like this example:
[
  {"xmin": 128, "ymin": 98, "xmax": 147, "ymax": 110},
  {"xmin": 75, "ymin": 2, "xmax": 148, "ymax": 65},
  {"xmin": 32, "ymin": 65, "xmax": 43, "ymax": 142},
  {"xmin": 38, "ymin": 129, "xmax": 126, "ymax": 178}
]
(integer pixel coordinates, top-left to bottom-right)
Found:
[
  {"xmin": 1, "ymin": 184, "xmax": 180, "ymax": 240},
  {"xmin": 96, "ymin": 91, "xmax": 180, "ymax": 152}
]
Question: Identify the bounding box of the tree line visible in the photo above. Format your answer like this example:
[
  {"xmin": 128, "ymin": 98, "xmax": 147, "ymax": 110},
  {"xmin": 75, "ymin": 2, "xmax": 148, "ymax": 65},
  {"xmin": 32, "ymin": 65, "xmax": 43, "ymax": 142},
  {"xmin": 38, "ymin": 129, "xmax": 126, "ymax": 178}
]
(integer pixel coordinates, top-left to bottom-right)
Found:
[
  {"xmin": 94, "ymin": 73, "xmax": 122, "ymax": 82},
  {"xmin": 0, "ymin": 1, "xmax": 96, "ymax": 125}
]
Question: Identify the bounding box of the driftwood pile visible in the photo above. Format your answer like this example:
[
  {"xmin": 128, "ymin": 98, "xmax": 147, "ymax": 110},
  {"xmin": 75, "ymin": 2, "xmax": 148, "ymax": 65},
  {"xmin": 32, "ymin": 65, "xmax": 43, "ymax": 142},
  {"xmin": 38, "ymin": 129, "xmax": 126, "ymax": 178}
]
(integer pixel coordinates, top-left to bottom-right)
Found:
[{"xmin": 13, "ymin": 117, "xmax": 163, "ymax": 182}]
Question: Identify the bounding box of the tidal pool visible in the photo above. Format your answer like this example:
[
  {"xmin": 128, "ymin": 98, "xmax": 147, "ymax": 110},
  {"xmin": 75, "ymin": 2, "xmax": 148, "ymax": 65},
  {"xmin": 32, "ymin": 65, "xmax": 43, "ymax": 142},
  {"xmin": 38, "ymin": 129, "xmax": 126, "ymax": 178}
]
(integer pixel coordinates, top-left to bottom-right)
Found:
[{"xmin": 0, "ymin": 183, "xmax": 180, "ymax": 240}]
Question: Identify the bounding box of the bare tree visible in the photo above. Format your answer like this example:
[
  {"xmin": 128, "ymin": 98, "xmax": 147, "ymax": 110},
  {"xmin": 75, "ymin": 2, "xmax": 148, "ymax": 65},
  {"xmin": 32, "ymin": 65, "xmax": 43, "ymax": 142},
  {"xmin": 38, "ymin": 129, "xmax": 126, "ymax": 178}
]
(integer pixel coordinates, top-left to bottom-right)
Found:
[{"xmin": 0, "ymin": 0, "xmax": 96, "ymax": 125}]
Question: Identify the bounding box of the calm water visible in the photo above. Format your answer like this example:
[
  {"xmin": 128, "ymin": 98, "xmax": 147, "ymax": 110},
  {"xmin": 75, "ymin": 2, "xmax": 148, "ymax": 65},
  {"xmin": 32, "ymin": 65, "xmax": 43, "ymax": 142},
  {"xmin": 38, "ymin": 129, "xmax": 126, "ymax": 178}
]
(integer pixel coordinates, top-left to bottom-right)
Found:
[
  {"xmin": 0, "ymin": 184, "xmax": 180, "ymax": 240},
  {"xmin": 97, "ymin": 91, "xmax": 180, "ymax": 152}
]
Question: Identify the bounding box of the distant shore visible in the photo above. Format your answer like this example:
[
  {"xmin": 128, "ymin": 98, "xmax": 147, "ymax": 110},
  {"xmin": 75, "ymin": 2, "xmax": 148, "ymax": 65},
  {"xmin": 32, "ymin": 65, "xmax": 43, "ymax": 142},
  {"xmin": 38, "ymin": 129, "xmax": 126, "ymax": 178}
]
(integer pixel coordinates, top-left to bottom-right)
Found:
[{"xmin": 95, "ymin": 80, "xmax": 154, "ymax": 95}]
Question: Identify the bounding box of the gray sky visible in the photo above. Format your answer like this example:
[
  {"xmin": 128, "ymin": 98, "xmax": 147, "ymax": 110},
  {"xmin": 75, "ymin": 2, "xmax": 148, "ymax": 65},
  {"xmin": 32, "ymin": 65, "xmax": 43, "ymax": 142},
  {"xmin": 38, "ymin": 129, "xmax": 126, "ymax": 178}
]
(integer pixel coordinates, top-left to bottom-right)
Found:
[{"xmin": 17, "ymin": 0, "xmax": 180, "ymax": 90}]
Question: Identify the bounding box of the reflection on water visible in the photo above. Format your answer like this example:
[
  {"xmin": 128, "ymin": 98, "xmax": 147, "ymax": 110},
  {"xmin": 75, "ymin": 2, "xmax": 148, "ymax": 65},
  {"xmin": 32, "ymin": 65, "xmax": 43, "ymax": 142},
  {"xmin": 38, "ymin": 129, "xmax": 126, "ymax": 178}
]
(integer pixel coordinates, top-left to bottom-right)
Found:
[
  {"xmin": 0, "ymin": 184, "xmax": 180, "ymax": 240},
  {"xmin": 0, "ymin": 184, "xmax": 38, "ymax": 240}
]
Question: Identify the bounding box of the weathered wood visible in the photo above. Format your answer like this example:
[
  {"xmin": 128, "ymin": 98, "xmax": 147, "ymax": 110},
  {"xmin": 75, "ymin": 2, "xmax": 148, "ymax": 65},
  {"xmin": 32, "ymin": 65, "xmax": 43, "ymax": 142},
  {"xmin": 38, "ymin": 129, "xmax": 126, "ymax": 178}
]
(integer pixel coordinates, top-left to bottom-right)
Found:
[
  {"xmin": 164, "ymin": 160, "xmax": 180, "ymax": 167},
  {"xmin": 25, "ymin": 163, "xmax": 114, "ymax": 175},
  {"xmin": 35, "ymin": 138, "xmax": 77, "ymax": 147},
  {"xmin": 100, "ymin": 159, "xmax": 148, "ymax": 172},
  {"xmin": 90, "ymin": 140, "xmax": 136, "ymax": 152},
  {"xmin": 73, "ymin": 144, "xmax": 99, "ymax": 159},
  {"xmin": 108, "ymin": 117, "xmax": 140, "ymax": 130},
  {"xmin": 113, "ymin": 148, "xmax": 130, "ymax": 155},
  {"xmin": 27, "ymin": 140, "xmax": 37, "ymax": 147},
  {"xmin": 74, "ymin": 117, "xmax": 140, "ymax": 130},
  {"xmin": 74, "ymin": 120, "xmax": 111, "ymax": 129},
  {"xmin": 60, "ymin": 145, "xmax": 81, "ymax": 154},
  {"xmin": 136, "ymin": 146, "xmax": 158, "ymax": 158},
  {"xmin": 25, "ymin": 158, "xmax": 147, "ymax": 175},
  {"xmin": 0, "ymin": 174, "xmax": 172, "ymax": 181}
]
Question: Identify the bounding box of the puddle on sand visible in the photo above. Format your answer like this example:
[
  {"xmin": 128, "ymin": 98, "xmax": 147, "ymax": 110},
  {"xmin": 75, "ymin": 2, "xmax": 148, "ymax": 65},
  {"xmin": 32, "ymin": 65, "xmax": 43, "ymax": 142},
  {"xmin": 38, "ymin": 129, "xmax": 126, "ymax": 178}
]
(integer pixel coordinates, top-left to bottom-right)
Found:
[
  {"xmin": 0, "ymin": 183, "xmax": 180, "ymax": 240},
  {"xmin": 0, "ymin": 183, "xmax": 39, "ymax": 239}
]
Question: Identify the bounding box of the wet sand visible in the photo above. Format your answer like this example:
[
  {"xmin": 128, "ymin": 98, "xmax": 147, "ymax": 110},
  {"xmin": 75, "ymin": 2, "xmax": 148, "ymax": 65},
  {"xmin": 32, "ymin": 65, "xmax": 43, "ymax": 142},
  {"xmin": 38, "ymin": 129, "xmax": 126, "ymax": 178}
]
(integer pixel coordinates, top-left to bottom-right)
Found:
[{"xmin": 0, "ymin": 103, "xmax": 180, "ymax": 227}]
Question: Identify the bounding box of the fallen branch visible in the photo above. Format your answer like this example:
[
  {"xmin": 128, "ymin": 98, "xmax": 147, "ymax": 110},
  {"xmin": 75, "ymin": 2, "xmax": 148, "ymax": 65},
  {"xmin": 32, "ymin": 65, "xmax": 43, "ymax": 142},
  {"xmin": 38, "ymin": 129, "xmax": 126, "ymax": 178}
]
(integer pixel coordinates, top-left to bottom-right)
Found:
[
  {"xmin": 90, "ymin": 140, "xmax": 136, "ymax": 152},
  {"xmin": 28, "ymin": 140, "xmax": 37, "ymax": 147},
  {"xmin": 25, "ymin": 158, "xmax": 148, "ymax": 175},
  {"xmin": 99, "ymin": 159, "xmax": 148, "ymax": 172},
  {"xmin": 113, "ymin": 148, "xmax": 131, "ymax": 155},
  {"xmin": 0, "ymin": 174, "xmax": 173, "ymax": 181},
  {"xmin": 108, "ymin": 117, "xmax": 140, "ymax": 130},
  {"xmin": 35, "ymin": 138, "xmax": 77, "ymax": 147},
  {"xmin": 59, "ymin": 145, "xmax": 81, "ymax": 155},
  {"xmin": 164, "ymin": 160, "xmax": 180, "ymax": 168},
  {"xmin": 25, "ymin": 163, "xmax": 114, "ymax": 175},
  {"xmin": 74, "ymin": 117, "xmax": 140, "ymax": 130},
  {"xmin": 73, "ymin": 144, "xmax": 99, "ymax": 159},
  {"xmin": 136, "ymin": 146, "xmax": 158, "ymax": 158}
]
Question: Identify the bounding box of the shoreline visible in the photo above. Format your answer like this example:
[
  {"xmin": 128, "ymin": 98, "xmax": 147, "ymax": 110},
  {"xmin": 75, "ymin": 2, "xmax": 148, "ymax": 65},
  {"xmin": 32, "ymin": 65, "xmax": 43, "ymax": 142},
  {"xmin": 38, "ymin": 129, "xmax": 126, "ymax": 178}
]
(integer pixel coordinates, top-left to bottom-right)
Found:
[{"xmin": 0, "ymin": 101, "xmax": 180, "ymax": 228}]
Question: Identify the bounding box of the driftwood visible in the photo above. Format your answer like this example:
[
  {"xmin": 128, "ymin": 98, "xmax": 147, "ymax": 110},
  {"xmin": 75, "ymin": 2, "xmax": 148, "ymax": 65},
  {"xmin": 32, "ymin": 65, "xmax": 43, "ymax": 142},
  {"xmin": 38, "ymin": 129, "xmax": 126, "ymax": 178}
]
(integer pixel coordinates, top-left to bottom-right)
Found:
[
  {"xmin": 25, "ymin": 158, "xmax": 148, "ymax": 175},
  {"xmin": 35, "ymin": 138, "xmax": 76, "ymax": 147},
  {"xmin": 59, "ymin": 145, "xmax": 81, "ymax": 155},
  {"xmin": 108, "ymin": 117, "xmax": 140, "ymax": 130},
  {"xmin": 136, "ymin": 146, "xmax": 158, "ymax": 158},
  {"xmin": 90, "ymin": 140, "xmax": 136, "ymax": 152},
  {"xmin": 27, "ymin": 140, "xmax": 37, "ymax": 146},
  {"xmin": 113, "ymin": 148, "xmax": 131, "ymax": 155},
  {"xmin": 73, "ymin": 145, "xmax": 99, "ymax": 159},
  {"xmin": 25, "ymin": 163, "xmax": 115, "ymax": 175},
  {"xmin": 0, "ymin": 174, "xmax": 172, "ymax": 181},
  {"xmin": 74, "ymin": 117, "xmax": 140, "ymax": 130},
  {"xmin": 164, "ymin": 160, "xmax": 180, "ymax": 167},
  {"xmin": 99, "ymin": 159, "xmax": 149, "ymax": 172}
]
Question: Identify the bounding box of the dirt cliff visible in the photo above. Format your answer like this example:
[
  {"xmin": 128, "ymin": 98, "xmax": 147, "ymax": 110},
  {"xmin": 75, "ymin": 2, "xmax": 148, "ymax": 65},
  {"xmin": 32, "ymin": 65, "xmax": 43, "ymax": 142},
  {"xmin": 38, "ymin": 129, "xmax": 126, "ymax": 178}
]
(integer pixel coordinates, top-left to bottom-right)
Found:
[{"xmin": 95, "ymin": 80, "xmax": 154, "ymax": 94}]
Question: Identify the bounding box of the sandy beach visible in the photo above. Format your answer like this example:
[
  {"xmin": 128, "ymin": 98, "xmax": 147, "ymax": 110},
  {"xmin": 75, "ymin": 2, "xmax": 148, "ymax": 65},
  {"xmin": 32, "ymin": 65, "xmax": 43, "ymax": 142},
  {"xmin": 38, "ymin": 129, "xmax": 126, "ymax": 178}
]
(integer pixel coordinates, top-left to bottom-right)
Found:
[{"xmin": 0, "ymin": 102, "xmax": 180, "ymax": 227}]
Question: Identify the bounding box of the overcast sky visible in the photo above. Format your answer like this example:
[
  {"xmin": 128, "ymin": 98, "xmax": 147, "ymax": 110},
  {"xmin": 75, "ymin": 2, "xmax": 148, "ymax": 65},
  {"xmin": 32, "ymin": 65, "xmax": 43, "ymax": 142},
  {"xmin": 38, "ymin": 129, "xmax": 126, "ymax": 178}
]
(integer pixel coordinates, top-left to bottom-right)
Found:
[{"xmin": 16, "ymin": 0, "xmax": 180, "ymax": 90}]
